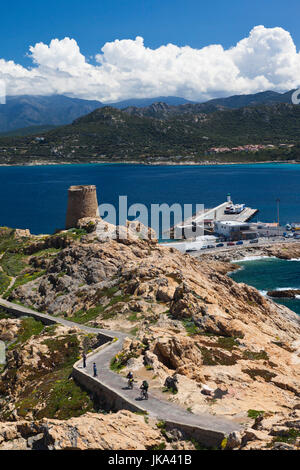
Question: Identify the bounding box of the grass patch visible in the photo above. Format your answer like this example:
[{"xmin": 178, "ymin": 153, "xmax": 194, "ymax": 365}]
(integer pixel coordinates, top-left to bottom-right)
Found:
[
  {"xmin": 130, "ymin": 327, "xmax": 139, "ymax": 336},
  {"xmin": 110, "ymin": 355, "xmax": 126, "ymax": 372},
  {"xmin": 247, "ymin": 409, "xmax": 265, "ymax": 419},
  {"xmin": 149, "ymin": 442, "xmax": 166, "ymax": 450},
  {"xmin": 134, "ymin": 410, "xmax": 148, "ymax": 416},
  {"xmin": 33, "ymin": 375, "xmax": 93, "ymax": 419},
  {"xmin": 216, "ymin": 336, "xmax": 239, "ymax": 351},
  {"xmin": 162, "ymin": 386, "xmax": 178, "ymax": 395},
  {"xmin": 31, "ymin": 248, "xmax": 61, "ymax": 257},
  {"xmin": 5, "ymin": 270, "xmax": 46, "ymax": 295},
  {"xmin": 15, "ymin": 364, "xmax": 94, "ymax": 420},
  {"xmin": 0, "ymin": 272, "xmax": 10, "ymax": 294},
  {"xmin": 0, "ymin": 252, "xmax": 27, "ymax": 276},
  {"xmin": 8, "ymin": 317, "xmax": 44, "ymax": 349},
  {"xmin": 44, "ymin": 325, "xmax": 58, "ymax": 336},
  {"xmin": 182, "ymin": 319, "xmax": 201, "ymax": 336},
  {"xmin": 97, "ymin": 286, "xmax": 120, "ymax": 298},
  {"xmin": 66, "ymin": 228, "xmax": 88, "ymax": 240},
  {"xmin": 10, "ymin": 333, "xmax": 95, "ymax": 419},
  {"xmin": 70, "ymin": 305, "xmax": 105, "ymax": 324},
  {"xmin": 243, "ymin": 350, "xmax": 269, "ymax": 361},
  {"xmin": 128, "ymin": 312, "xmax": 138, "ymax": 322},
  {"xmin": 0, "ymin": 228, "xmax": 27, "ymax": 253},
  {"xmin": 198, "ymin": 345, "xmax": 237, "ymax": 366},
  {"xmin": 156, "ymin": 420, "xmax": 166, "ymax": 429},
  {"xmin": 270, "ymin": 429, "xmax": 300, "ymax": 445}
]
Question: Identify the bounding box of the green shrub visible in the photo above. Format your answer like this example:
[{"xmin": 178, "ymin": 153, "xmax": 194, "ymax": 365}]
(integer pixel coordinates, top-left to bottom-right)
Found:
[
  {"xmin": 8, "ymin": 317, "xmax": 44, "ymax": 349},
  {"xmin": 182, "ymin": 319, "xmax": 200, "ymax": 336},
  {"xmin": 247, "ymin": 409, "xmax": 265, "ymax": 419},
  {"xmin": 0, "ymin": 252, "xmax": 27, "ymax": 276},
  {"xmin": 217, "ymin": 336, "xmax": 239, "ymax": 351},
  {"xmin": 0, "ymin": 272, "xmax": 10, "ymax": 294},
  {"xmin": 243, "ymin": 350, "xmax": 269, "ymax": 361}
]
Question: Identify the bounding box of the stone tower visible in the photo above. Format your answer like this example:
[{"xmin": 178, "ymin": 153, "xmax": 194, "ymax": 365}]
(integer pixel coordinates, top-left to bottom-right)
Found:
[{"xmin": 65, "ymin": 185, "xmax": 99, "ymax": 229}]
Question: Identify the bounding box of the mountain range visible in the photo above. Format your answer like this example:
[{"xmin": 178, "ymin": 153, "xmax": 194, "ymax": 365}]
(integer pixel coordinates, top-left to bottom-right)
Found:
[
  {"xmin": 0, "ymin": 89, "xmax": 296, "ymax": 134},
  {"xmin": 1, "ymin": 100, "xmax": 300, "ymax": 165}
]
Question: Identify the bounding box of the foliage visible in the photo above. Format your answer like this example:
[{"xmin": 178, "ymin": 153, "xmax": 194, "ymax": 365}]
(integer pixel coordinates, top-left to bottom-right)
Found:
[
  {"xmin": 8, "ymin": 317, "xmax": 44, "ymax": 349},
  {"xmin": 247, "ymin": 409, "xmax": 265, "ymax": 419},
  {"xmin": 2, "ymin": 104, "xmax": 300, "ymax": 164},
  {"xmin": 0, "ymin": 252, "xmax": 27, "ymax": 276},
  {"xmin": 70, "ymin": 305, "xmax": 105, "ymax": 324},
  {"xmin": 0, "ymin": 272, "xmax": 10, "ymax": 294},
  {"xmin": 271, "ymin": 428, "xmax": 300, "ymax": 445},
  {"xmin": 182, "ymin": 319, "xmax": 201, "ymax": 336},
  {"xmin": 243, "ymin": 350, "xmax": 269, "ymax": 361},
  {"xmin": 216, "ymin": 336, "xmax": 239, "ymax": 351},
  {"xmin": 110, "ymin": 354, "xmax": 126, "ymax": 372},
  {"xmin": 4, "ymin": 270, "xmax": 46, "ymax": 297}
]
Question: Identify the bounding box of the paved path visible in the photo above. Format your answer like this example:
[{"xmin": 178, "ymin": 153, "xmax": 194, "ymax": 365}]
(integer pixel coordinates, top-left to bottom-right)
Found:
[{"xmin": 0, "ymin": 298, "xmax": 241, "ymax": 446}]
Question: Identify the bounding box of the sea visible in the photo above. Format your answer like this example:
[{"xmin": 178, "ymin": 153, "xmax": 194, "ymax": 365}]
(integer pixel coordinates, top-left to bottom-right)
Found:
[
  {"xmin": 1, "ymin": 162, "xmax": 300, "ymax": 314},
  {"xmin": 230, "ymin": 257, "xmax": 300, "ymax": 315},
  {"xmin": 0, "ymin": 162, "xmax": 300, "ymax": 234}
]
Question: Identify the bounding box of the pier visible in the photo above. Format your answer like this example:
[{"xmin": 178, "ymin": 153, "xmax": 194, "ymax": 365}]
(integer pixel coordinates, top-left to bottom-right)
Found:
[{"xmin": 168, "ymin": 198, "xmax": 258, "ymax": 239}]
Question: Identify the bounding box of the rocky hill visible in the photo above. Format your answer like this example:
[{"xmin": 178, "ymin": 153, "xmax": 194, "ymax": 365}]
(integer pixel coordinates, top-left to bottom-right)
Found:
[
  {"xmin": 124, "ymin": 90, "xmax": 296, "ymax": 119},
  {"xmin": 1, "ymin": 89, "xmax": 294, "ymax": 135},
  {"xmin": 0, "ymin": 223, "xmax": 300, "ymax": 449}
]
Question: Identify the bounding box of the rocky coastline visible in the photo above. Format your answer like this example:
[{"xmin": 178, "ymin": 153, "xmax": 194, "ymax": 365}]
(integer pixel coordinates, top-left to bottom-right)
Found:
[{"xmin": 0, "ymin": 223, "xmax": 299, "ymax": 450}]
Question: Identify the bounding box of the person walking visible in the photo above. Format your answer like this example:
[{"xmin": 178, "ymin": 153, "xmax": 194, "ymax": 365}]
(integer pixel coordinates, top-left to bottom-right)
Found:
[
  {"xmin": 82, "ymin": 352, "xmax": 87, "ymax": 368},
  {"xmin": 93, "ymin": 362, "xmax": 97, "ymax": 377}
]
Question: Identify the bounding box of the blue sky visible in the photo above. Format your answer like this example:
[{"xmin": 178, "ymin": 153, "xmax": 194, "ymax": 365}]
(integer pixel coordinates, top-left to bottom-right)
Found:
[
  {"xmin": 2, "ymin": 0, "xmax": 299, "ymax": 65},
  {"xmin": 1, "ymin": 0, "xmax": 300, "ymax": 101}
]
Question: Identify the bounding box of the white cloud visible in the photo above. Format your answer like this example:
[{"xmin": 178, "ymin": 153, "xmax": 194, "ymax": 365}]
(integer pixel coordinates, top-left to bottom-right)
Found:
[{"xmin": 1, "ymin": 25, "xmax": 300, "ymax": 102}]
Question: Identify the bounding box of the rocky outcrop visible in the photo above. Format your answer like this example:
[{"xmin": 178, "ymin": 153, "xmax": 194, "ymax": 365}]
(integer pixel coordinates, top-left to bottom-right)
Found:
[
  {"xmin": 1, "ymin": 227, "xmax": 300, "ymax": 449},
  {"xmin": 230, "ymin": 408, "xmax": 300, "ymax": 450},
  {"xmin": 267, "ymin": 289, "xmax": 300, "ymax": 299},
  {"xmin": 0, "ymin": 410, "xmax": 195, "ymax": 450},
  {"xmin": 202, "ymin": 242, "xmax": 300, "ymax": 264}
]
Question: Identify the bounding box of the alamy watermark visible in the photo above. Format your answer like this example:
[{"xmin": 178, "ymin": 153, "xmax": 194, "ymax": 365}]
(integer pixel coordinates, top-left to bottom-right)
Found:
[
  {"xmin": 292, "ymin": 88, "xmax": 300, "ymax": 105},
  {"xmin": 95, "ymin": 196, "xmax": 205, "ymax": 240}
]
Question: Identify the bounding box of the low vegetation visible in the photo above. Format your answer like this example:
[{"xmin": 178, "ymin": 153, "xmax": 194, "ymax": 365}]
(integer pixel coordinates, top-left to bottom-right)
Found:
[
  {"xmin": 0, "ymin": 317, "xmax": 96, "ymax": 421},
  {"xmin": 0, "ymin": 272, "xmax": 10, "ymax": 295},
  {"xmin": 1, "ymin": 104, "xmax": 300, "ymax": 165}
]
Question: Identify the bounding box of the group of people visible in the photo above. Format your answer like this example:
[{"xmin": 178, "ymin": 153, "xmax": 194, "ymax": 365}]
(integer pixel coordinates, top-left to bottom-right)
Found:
[
  {"xmin": 82, "ymin": 355, "xmax": 149, "ymax": 400},
  {"xmin": 127, "ymin": 371, "xmax": 149, "ymax": 399}
]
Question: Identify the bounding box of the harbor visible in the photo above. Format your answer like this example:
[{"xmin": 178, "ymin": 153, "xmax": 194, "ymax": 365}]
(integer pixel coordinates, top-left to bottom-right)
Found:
[
  {"xmin": 166, "ymin": 193, "xmax": 259, "ymax": 241},
  {"xmin": 162, "ymin": 193, "xmax": 300, "ymax": 254}
]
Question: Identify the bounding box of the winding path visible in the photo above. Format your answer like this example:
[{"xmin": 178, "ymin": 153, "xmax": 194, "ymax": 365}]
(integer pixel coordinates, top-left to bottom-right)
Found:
[{"xmin": 0, "ymin": 298, "xmax": 242, "ymax": 447}]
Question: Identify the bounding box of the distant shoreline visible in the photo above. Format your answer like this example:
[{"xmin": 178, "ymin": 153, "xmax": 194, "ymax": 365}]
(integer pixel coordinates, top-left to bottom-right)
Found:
[{"xmin": 0, "ymin": 159, "xmax": 299, "ymax": 168}]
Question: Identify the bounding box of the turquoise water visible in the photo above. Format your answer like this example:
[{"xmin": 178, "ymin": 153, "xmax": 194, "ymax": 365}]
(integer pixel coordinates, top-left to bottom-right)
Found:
[
  {"xmin": 0, "ymin": 162, "xmax": 300, "ymax": 234},
  {"xmin": 230, "ymin": 257, "xmax": 300, "ymax": 315}
]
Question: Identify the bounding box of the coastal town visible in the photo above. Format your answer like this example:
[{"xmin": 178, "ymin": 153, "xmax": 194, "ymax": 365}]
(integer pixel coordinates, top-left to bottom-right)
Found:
[{"xmin": 207, "ymin": 143, "xmax": 294, "ymax": 155}]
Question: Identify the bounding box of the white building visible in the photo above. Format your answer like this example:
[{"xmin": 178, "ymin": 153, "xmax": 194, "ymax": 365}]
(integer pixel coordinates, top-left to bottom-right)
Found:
[{"xmin": 214, "ymin": 220, "xmax": 250, "ymax": 238}]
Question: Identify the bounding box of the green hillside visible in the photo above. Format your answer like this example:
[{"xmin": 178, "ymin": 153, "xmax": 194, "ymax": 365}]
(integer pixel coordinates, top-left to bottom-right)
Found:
[{"xmin": 0, "ymin": 103, "xmax": 300, "ymax": 164}]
